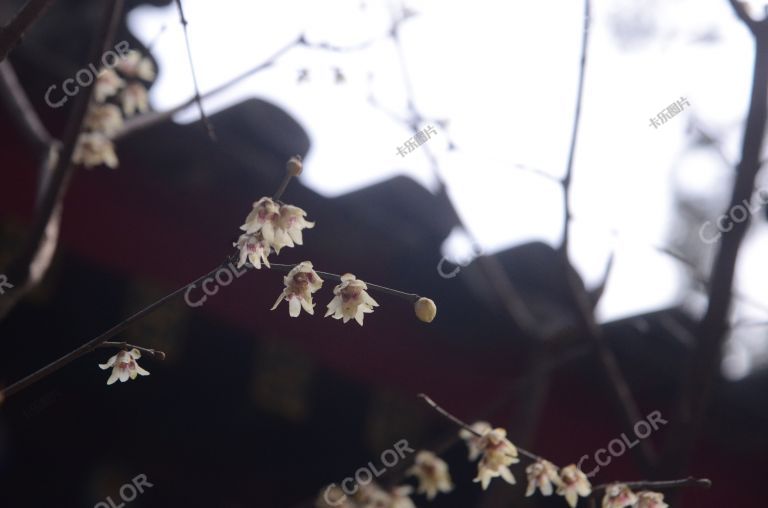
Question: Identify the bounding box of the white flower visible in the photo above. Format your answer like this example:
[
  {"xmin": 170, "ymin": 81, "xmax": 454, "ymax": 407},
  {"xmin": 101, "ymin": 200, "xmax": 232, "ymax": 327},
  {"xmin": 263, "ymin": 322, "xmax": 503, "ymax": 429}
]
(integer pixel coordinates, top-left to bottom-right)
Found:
[
  {"xmin": 234, "ymin": 233, "xmax": 271, "ymax": 269},
  {"xmin": 277, "ymin": 204, "xmax": 315, "ymax": 246},
  {"xmin": 459, "ymin": 421, "xmax": 492, "ymax": 460},
  {"xmin": 271, "ymin": 261, "xmax": 323, "ymax": 317},
  {"xmin": 241, "ymin": 196, "xmax": 280, "ymax": 238},
  {"xmin": 99, "ymin": 348, "xmax": 149, "ymax": 385},
  {"xmin": 120, "ymin": 82, "xmax": 150, "ymax": 116},
  {"xmin": 84, "ymin": 103, "xmax": 123, "ymax": 137},
  {"xmin": 557, "ymin": 464, "xmax": 592, "ymax": 508},
  {"xmin": 473, "ymin": 427, "xmax": 520, "ymax": 490},
  {"xmin": 635, "ymin": 491, "xmax": 668, "ymax": 508},
  {"xmin": 325, "ymin": 273, "xmax": 379, "ymax": 326},
  {"xmin": 602, "ymin": 483, "xmax": 638, "ymax": 508},
  {"xmin": 116, "ymin": 50, "xmax": 156, "ymax": 81},
  {"xmin": 94, "ymin": 68, "xmax": 125, "ymax": 102},
  {"xmin": 525, "ymin": 459, "xmax": 562, "ymax": 497},
  {"xmin": 389, "ymin": 486, "xmax": 416, "ymax": 508},
  {"xmin": 406, "ymin": 450, "xmax": 453, "ymax": 500},
  {"xmin": 73, "ymin": 133, "xmax": 118, "ymax": 169}
]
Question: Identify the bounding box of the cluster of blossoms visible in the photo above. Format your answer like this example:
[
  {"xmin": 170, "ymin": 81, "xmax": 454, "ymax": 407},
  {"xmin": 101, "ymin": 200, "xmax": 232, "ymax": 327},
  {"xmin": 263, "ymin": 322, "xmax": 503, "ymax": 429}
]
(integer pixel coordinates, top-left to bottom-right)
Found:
[
  {"xmin": 98, "ymin": 348, "xmax": 150, "ymax": 385},
  {"xmin": 317, "ymin": 483, "xmax": 416, "ymax": 508},
  {"xmin": 602, "ymin": 483, "xmax": 668, "ymax": 508},
  {"xmin": 73, "ymin": 50, "xmax": 155, "ymax": 169}
]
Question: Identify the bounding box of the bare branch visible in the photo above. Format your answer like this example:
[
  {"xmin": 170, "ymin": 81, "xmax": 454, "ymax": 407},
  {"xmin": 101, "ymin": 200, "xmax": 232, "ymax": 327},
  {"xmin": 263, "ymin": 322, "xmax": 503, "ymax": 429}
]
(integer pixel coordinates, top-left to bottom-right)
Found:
[
  {"xmin": 0, "ymin": 0, "xmax": 56, "ymax": 61},
  {"xmin": 0, "ymin": 59, "xmax": 52, "ymax": 151}
]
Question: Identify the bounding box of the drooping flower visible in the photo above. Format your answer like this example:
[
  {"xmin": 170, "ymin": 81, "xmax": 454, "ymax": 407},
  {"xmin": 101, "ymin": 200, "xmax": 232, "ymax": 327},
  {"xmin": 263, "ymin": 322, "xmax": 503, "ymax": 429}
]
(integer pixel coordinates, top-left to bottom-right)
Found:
[
  {"xmin": 94, "ymin": 68, "xmax": 125, "ymax": 102},
  {"xmin": 473, "ymin": 427, "xmax": 520, "ymax": 490},
  {"xmin": 414, "ymin": 297, "xmax": 437, "ymax": 323},
  {"xmin": 121, "ymin": 82, "xmax": 150, "ymax": 116},
  {"xmin": 325, "ymin": 273, "xmax": 379, "ymax": 326},
  {"xmin": 406, "ymin": 450, "xmax": 453, "ymax": 500},
  {"xmin": 241, "ymin": 196, "xmax": 280, "ymax": 238},
  {"xmin": 557, "ymin": 464, "xmax": 592, "ymax": 508},
  {"xmin": 73, "ymin": 133, "xmax": 119, "ymax": 169},
  {"xmin": 99, "ymin": 348, "xmax": 149, "ymax": 385},
  {"xmin": 459, "ymin": 421, "xmax": 492, "ymax": 460},
  {"xmin": 271, "ymin": 261, "xmax": 323, "ymax": 317},
  {"xmin": 116, "ymin": 50, "xmax": 156, "ymax": 81},
  {"xmin": 277, "ymin": 204, "xmax": 315, "ymax": 247},
  {"xmin": 601, "ymin": 483, "xmax": 638, "ymax": 508},
  {"xmin": 234, "ymin": 233, "xmax": 271, "ymax": 269},
  {"xmin": 635, "ymin": 491, "xmax": 668, "ymax": 508},
  {"xmin": 525, "ymin": 459, "xmax": 562, "ymax": 497},
  {"xmin": 389, "ymin": 486, "xmax": 416, "ymax": 508},
  {"xmin": 84, "ymin": 103, "xmax": 123, "ymax": 137}
]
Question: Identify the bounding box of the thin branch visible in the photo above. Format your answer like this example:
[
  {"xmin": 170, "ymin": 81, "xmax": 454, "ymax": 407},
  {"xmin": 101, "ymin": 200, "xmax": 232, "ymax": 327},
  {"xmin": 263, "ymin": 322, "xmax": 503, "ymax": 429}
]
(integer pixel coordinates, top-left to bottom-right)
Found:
[
  {"xmin": 559, "ymin": 0, "xmax": 591, "ymax": 256},
  {"xmin": 0, "ymin": 59, "xmax": 52, "ymax": 151},
  {"xmin": 173, "ymin": 0, "xmax": 216, "ymax": 141},
  {"xmin": 727, "ymin": 0, "xmax": 758, "ymax": 31},
  {"xmin": 98, "ymin": 341, "xmax": 166, "ymax": 360},
  {"xmin": 591, "ymin": 477, "xmax": 711, "ymax": 493},
  {"xmin": 0, "ymin": 259, "xmax": 227, "ymax": 400},
  {"xmin": 0, "ymin": 0, "xmax": 125, "ymax": 321},
  {"xmin": 0, "ymin": 0, "xmax": 56, "ymax": 61}
]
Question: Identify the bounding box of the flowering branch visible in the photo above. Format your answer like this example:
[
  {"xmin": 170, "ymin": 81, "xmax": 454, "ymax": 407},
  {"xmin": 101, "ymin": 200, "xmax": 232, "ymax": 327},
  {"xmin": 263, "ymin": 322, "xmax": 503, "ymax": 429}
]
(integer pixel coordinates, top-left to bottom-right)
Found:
[
  {"xmin": 0, "ymin": 0, "xmax": 56, "ymax": 61},
  {"xmin": 591, "ymin": 477, "xmax": 711, "ymax": 494},
  {"xmin": 0, "ymin": 0, "xmax": 125, "ymax": 321}
]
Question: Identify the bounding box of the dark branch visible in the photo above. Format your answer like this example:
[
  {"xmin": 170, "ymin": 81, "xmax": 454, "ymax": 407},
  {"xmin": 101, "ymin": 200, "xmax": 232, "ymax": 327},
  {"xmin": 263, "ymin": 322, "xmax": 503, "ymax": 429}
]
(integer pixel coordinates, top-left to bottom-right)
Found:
[{"xmin": 0, "ymin": 0, "xmax": 56, "ymax": 61}]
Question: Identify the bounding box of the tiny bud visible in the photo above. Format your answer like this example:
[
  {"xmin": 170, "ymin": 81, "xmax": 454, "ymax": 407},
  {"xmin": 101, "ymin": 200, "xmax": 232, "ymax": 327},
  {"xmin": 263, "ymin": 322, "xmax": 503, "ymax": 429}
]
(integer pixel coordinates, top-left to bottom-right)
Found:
[
  {"xmin": 286, "ymin": 155, "xmax": 303, "ymax": 176},
  {"xmin": 414, "ymin": 297, "xmax": 437, "ymax": 323},
  {"xmin": 154, "ymin": 351, "xmax": 166, "ymax": 361}
]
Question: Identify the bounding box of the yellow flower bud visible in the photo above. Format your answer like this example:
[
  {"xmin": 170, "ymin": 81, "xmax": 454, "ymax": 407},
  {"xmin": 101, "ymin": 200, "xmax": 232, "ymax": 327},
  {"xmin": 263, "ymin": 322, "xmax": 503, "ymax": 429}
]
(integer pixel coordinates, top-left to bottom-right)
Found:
[
  {"xmin": 414, "ymin": 297, "xmax": 437, "ymax": 323},
  {"xmin": 287, "ymin": 155, "xmax": 303, "ymax": 176}
]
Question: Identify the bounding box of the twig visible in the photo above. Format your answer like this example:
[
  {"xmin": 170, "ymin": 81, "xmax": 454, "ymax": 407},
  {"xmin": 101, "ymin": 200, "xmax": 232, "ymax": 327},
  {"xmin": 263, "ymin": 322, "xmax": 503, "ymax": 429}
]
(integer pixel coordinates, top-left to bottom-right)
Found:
[
  {"xmin": 591, "ymin": 477, "xmax": 711, "ymax": 493},
  {"xmin": 0, "ymin": 259, "xmax": 228, "ymax": 400},
  {"xmin": 97, "ymin": 341, "xmax": 166, "ymax": 360},
  {"xmin": 0, "ymin": 0, "xmax": 125, "ymax": 321},
  {"xmin": 0, "ymin": 0, "xmax": 56, "ymax": 61},
  {"xmin": 0, "ymin": 60, "xmax": 52, "ymax": 151},
  {"xmin": 173, "ymin": 0, "xmax": 216, "ymax": 141}
]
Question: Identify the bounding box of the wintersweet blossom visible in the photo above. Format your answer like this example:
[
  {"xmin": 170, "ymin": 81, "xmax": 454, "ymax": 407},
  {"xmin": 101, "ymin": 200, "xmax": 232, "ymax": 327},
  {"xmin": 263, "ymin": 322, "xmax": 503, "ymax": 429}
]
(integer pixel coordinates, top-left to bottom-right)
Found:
[
  {"xmin": 240, "ymin": 198, "xmax": 315, "ymax": 254},
  {"xmin": 121, "ymin": 82, "xmax": 150, "ymax": 116},
  {"xmin": 557, "ymin": 464, "xmax": 592, "ymax": 508},
  {"xmin": 84, "ymin": 104, "xmax": 123, "ymax": 137},
  {"xmin": 94, "ymin": 68, "xmax": 125, "ymax": 102},
  {"xmin": 234, "ymin": 233, "xmax": 271, "ymax": 269},
  {"xmin": 473, "ymin": 427, "xmax": 520, "ymax": 490},
  {"xmin": 73, "ymin": 133, "xmax": 118, "ymax": 169},
  {"xmin": 525, "ymin": 459, "xmax": 562, "ymax": 497},
  {"xmin": 278, "ymin": 204, "xmax": 315, "ymax": 247},
  {"xmin": 602, "ymin": 483, "xmax": 638, "ymax": 508},
  {"xmin": 325, "ymin": 274, "xmax": 379, "ymax": 326},
  {"xmin": 116, "ymin": 50, "xmax": 156, "ymax": 81},
  {"xmin": 406, "ymin": 450, "xmax": 453, "ymax": 500},
  {"xmin": 271, "ymin": 261, "xmax": 323, "ymax": 317},
  {"xmin": 635, "ymin": 491, "xmax": 668, "ymax": 508},
  {"xmin": 241, "ymin": 196, "xmax": 280, "ymax": 239},
  {"xmin": 459, "ymin": 421, "xmax": 492, "ymax": 460},
  {"xmin": 99, "ymin": 348, "xmax": 149, "ymax": 385}
]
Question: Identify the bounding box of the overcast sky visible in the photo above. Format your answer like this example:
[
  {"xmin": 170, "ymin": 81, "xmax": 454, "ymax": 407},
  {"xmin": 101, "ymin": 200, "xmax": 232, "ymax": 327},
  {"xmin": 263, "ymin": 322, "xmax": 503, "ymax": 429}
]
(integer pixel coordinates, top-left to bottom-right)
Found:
[{"xmin": 128, "ymin": 0, "xmax": 768, "ymax": 379}]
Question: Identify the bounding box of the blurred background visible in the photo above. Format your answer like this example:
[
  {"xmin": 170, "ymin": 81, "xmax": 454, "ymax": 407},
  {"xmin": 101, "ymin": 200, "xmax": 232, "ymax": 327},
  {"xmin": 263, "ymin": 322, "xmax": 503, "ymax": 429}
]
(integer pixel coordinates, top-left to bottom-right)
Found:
[{"xmin": 0, "ymin": 0, "xmax": 767, "ymax": 506}]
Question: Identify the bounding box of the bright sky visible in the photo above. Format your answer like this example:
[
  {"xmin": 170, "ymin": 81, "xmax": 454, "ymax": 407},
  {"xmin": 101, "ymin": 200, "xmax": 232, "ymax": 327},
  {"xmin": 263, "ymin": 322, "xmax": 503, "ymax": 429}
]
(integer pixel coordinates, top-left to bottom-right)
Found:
[{"xmin": 127, "ymin": 0, "xmax": 768, "ymax": 379}]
